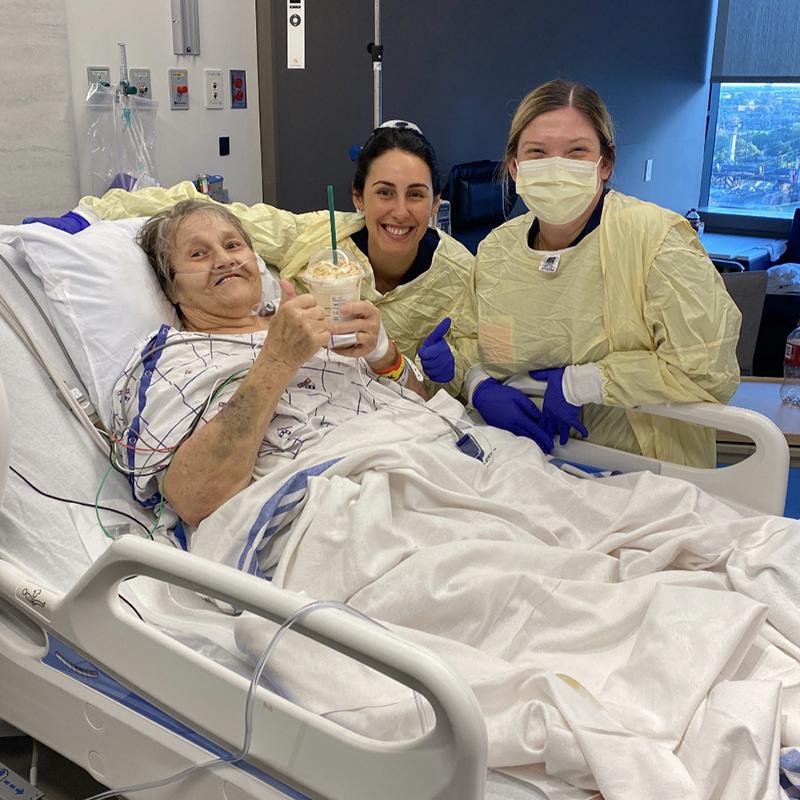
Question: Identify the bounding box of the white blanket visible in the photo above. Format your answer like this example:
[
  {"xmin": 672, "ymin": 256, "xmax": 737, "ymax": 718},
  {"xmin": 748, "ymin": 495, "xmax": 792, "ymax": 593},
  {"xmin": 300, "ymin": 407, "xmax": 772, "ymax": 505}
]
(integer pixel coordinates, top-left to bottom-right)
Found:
[{"xmin": 191, "ymin": 391, "xmax": 800, "ymax": 800}]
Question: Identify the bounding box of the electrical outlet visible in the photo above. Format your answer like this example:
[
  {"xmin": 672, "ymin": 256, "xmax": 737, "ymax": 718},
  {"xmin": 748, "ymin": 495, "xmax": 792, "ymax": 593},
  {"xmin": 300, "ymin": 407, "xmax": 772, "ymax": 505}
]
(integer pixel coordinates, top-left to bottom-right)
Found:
[
  {"xmin": 169, "ymin": 68, "xmax": 189, "ymax": 110},
  {"xmin": 230, "ymin": 69, "xmax": 247, "ymax": 109},
  {"xmin": 129, "ymin": 68, "xmax": 152, "ymax": 98},
  {"xmin": 204, "ymin": 68, "xmax": 223, "ymax": 109},
  {"xmin": 87, "ymin": 66, "xmax": 111, "ymax": 85}
]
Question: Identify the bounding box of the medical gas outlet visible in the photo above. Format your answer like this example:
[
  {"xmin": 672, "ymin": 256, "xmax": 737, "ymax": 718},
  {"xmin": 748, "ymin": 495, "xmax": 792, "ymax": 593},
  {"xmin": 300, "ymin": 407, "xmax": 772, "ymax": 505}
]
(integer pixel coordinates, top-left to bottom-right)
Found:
[
  {"xmin": 204, "ymin": 68, "xmax": 223, "ymax": 109},
  {"xmin": 129, "ymin": 68, "xmax": 152, "ymax": 98},
  {"xmin": 169, "ymin": 69, "xmax": 189, "ymax": 110}
]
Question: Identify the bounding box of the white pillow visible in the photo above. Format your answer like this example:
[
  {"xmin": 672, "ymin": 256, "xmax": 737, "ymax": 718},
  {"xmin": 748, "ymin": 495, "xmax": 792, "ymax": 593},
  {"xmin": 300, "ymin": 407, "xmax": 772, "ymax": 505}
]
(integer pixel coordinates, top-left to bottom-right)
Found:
[{"xmin": 0, "ymin": 219, "xmax": 180, "ymax": 425}]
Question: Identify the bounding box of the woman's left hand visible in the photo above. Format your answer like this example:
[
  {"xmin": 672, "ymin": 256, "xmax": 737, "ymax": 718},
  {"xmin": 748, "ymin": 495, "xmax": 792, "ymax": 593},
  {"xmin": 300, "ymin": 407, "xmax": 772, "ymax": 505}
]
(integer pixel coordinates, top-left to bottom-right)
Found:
[
  {"xmin": 329, "ymin": 300, "xmax": 387, "ymax": 360},
  {"xmin": 530, "ymin": 367, "xmax": 589, "ymax": 445}
]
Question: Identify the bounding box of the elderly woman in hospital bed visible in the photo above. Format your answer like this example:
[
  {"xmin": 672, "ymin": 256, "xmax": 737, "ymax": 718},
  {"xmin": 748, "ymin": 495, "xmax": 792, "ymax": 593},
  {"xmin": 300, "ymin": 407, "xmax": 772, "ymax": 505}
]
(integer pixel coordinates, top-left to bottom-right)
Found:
[
  {"xmin": 111, "ymin": 193, "xmax": 800, "ymax": 800},
  {"xmin": 114, "ymin": 198, "xmax": 427, "ymax": 527},
  {"xmin": 447, "ymin": 80, "xmax": 742, "ymax": 469},
  {"xmin": 77, "ymin": 120, "xmax": 471, "ymax": 394}
]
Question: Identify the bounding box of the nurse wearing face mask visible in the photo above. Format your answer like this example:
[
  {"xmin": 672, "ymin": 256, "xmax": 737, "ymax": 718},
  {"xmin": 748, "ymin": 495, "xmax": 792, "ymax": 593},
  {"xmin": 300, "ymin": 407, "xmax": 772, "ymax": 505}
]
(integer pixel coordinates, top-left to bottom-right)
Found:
[{"xmin": 451, "ymin": 79, "xmax": 741, "ymax": 467}]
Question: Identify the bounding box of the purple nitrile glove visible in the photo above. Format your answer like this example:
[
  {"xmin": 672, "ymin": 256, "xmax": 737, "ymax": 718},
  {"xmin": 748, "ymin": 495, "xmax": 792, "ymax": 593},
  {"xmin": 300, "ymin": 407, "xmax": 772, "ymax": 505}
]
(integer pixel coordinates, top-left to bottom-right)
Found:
[
  {"xmin": 22, "ymin": 210, "xmax": 90, "ymax": 234},
  {"xmin": 472, "ymin": 378, "xmax": 553, "ymax": 454},
  {"xmin": 529, "ymin": 367, "xmax": 589, "ymax": 446},
  {"xmin": 418, "ymin": 317, "xmax": 455, "ymax": 383}
]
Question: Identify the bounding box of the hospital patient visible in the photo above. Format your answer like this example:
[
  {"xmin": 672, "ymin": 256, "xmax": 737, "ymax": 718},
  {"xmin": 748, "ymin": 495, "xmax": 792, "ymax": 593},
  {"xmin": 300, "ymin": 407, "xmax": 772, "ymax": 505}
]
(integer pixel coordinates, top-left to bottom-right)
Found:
[
  {"xmin": 113, "ymin": 199, "xmax": 428, "ymax": 527},
  {"xmin": 116, "ymin": 197, "xmax": 800, "ymax": 800},
  {"xmin": 86, "ymin": 120, "xmax": 471, "ymax": 393}
]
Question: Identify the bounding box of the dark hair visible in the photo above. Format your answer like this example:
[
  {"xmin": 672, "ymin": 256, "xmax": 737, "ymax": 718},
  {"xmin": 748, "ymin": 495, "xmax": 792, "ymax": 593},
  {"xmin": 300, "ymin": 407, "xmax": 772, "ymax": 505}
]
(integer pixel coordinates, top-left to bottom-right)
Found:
[
  {"xmin": 352, "ymin": 127, "xmax": 441, "ymax": 196},
  {"xmin": 136, "ymin": 199, "xmax": 254, "ymax": 300}
]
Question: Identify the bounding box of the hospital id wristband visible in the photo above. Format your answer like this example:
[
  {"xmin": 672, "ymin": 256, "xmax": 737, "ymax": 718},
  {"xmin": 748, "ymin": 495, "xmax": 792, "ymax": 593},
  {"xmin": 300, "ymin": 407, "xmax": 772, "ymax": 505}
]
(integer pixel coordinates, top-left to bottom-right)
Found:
[
  {"xmin": 378, "ymin": 355, "xmax": 423, "ymax": 387},
  {"xmin": 371, "ymin": 342, "xmax": 403, "ymax": 376},
  {"xmin": 379, "ymin": 357, "xmax": 408, "ymax": 383}
]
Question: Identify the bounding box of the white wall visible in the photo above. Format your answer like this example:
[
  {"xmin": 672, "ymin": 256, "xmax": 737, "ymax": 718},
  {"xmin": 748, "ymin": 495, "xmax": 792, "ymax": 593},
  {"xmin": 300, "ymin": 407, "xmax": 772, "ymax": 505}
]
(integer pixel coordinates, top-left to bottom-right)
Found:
[
  {"xmin": 64, "ymin": 0, "xmax": 263, "ymax": 204},
  {"xmin": 0, "ymin": 0, "xmax": 80, "ymax": 223}
]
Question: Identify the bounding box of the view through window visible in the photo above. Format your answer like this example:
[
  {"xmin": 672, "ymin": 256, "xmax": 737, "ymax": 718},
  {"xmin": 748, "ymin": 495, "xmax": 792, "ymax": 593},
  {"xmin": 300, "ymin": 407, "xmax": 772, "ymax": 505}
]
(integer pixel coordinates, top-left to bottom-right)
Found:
[{"xmin": 708, "ymin": 83, "xmax": 800, "ymax": 217}]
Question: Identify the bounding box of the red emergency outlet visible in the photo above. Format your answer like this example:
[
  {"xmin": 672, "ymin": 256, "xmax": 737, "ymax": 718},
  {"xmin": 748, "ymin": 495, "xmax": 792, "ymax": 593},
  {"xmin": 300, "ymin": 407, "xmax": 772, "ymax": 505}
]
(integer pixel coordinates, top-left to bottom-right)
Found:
[{"xmin": 230, "ymin": 69, "xmax": 247, "ymax": 109}]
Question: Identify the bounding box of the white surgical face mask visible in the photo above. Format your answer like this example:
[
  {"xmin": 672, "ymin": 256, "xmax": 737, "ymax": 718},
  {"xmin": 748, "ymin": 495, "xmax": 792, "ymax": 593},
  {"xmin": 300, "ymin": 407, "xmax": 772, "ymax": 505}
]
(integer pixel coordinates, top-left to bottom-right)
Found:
[{"xmin": 514, "ymin": 156, "xmax": 601, "ymax": 225}]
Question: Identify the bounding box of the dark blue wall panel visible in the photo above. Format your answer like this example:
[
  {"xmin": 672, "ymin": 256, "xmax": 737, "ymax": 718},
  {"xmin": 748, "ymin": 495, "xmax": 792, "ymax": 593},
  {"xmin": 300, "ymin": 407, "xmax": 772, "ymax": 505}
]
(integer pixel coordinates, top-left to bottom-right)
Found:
[{"xmin": 268, "ymin": 0, "xmax": 715, "ymax": 216}]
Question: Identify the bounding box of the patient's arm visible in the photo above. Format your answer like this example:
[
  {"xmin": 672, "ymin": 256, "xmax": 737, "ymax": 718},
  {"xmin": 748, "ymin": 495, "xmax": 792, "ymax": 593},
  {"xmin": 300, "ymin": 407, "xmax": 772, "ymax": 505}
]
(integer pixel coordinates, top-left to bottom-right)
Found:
[
  {"xmin": 162, "ymin": 295, "xmax": 329, "ymax": 526},
  {"xmin": 329, "ymin": 300, "xmax": 428, "ymax": 399}
]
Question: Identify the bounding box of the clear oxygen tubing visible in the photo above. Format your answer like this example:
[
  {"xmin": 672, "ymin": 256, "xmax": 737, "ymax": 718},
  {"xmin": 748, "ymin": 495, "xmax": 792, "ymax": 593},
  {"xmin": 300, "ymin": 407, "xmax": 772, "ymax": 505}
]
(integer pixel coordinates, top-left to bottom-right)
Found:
[
  {"xmin": 170, "ymin": 254, "xmax": 279, "ymax": 317},
  {"xmin": 79, "ymin": 600, "xmax": 427, "ymax": 800}
]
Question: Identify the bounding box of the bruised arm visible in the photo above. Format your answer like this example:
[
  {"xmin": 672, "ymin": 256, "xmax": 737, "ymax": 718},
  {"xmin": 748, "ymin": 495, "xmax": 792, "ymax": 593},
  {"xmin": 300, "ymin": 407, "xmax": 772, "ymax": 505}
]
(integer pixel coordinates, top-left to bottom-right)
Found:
[{"xmin": 163, "ymin": 296, "xmax": 329, "ymax": 525}]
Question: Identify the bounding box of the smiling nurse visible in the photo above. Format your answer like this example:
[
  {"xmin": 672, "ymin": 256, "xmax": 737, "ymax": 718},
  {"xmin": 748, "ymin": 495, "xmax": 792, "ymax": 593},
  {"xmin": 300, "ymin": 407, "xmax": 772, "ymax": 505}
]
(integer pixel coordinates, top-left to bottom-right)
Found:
[
  {"xmin": 79, "ymin": 121, "xmax": 474, "ymax": 392},
  {"xmin": 450, "ymin": 79, "xmax": 742, "ymax": 468}
]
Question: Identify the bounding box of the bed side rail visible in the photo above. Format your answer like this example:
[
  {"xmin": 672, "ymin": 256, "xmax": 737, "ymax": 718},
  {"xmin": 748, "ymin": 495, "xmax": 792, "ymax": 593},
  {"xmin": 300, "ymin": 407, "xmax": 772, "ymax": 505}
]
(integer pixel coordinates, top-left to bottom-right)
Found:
[
  {"xmin": 21, "ymin": 536, "xmax": 487, "ymax": 800},
  {"xmin": 505, "ymin": 375, "xmax": 789, "ymax": 515},
  {"xmin": 636, "ymin": 400, "xmax": 788, "ymax": 515}
]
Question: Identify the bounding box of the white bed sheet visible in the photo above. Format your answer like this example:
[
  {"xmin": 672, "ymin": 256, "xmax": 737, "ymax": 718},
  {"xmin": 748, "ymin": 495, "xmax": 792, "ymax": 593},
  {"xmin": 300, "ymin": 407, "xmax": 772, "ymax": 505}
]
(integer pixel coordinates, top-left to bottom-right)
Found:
[
  {"xmin": 4, "ymin": 235, "xmax": 795, "ymax": 800},
  {"xmin": 0, "ymin": 242, "xmax": 542, "ymax": 800},
  {"xmin": 199, "ymin": 392, "xmax": 800, "ymax": 800}
]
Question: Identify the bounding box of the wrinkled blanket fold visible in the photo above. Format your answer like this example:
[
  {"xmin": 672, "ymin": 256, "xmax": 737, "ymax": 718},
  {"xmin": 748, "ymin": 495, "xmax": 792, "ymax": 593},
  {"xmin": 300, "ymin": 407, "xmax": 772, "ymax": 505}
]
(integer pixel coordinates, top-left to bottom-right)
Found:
[{"xmin": 191, "ymin": 392, "xmax": 800, "ymax": 800}]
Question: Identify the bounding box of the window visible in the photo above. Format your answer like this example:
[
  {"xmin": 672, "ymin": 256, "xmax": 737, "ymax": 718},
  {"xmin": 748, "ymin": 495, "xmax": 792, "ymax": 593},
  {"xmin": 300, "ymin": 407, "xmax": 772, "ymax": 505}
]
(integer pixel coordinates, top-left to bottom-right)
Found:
[
  {"xmin": 701, "ymin": 0, "xmax": 800, "ymax": 231},
  {"xmin": 705, "ymin": 83, "xmax": 800, "ymax": 218}
]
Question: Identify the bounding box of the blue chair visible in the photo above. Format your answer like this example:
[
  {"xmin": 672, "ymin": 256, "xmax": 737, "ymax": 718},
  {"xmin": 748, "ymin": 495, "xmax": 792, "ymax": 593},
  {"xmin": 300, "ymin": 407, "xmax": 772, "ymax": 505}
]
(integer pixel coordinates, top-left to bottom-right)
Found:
[{"xmin": 442, "ymin": 161, "xmax": 517, "ymax": 254}]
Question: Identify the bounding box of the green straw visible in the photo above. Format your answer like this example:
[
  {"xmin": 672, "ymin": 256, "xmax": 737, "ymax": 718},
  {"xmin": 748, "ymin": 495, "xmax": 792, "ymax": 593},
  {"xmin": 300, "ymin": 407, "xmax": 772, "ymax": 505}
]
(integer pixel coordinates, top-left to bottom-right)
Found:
[{"xmin": 326, "ymin": 184, "xmax": 338, "ymax": 264}]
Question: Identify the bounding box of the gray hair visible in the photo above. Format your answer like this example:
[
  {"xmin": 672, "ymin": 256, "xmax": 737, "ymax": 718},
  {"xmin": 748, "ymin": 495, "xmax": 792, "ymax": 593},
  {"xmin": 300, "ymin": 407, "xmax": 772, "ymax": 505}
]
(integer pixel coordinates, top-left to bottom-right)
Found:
[{"xmin": 136, "ymin": 199, "xmax": 254, "ymax": 302}]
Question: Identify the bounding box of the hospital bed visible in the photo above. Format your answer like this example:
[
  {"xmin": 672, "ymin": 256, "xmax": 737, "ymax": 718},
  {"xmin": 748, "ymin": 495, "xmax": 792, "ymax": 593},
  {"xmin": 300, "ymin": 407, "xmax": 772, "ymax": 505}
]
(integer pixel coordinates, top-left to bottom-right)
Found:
[{"xmin": 0, "ymin": 221, "xmax": 790, "ymax": 800}]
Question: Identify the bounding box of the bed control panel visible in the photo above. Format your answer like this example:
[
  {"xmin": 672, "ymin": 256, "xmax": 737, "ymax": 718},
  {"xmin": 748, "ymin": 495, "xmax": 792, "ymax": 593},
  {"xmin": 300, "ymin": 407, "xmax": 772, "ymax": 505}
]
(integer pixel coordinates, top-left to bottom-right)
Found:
[{"xmin": 0, "ymin": 764, "xmax": 44, "ymax": 800}]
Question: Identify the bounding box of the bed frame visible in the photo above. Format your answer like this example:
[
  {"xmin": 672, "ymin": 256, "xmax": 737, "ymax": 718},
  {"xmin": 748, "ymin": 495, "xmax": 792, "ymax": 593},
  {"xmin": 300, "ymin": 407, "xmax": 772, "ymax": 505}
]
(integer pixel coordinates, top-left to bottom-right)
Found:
[
  {"xmin": 0, "ymin": 529, "xmax": 487, "ymax": 800},
  {"xmin": 0, "ymin": 235, "xmax": 790, "ymax": 799},
  {"xmin": 507, "ymin": 374, "xmax": 789, "ymax": 516}
]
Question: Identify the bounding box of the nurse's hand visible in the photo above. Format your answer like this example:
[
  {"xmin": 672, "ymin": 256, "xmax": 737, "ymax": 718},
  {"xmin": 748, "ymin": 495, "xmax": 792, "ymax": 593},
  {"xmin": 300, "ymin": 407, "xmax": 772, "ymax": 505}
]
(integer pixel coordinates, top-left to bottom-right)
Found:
[
  {"xmin": 530, "ymin": 368, "xmax": 589, "ymax": 446},
  {"xmin": 418, "ymin": 318, "xmax": 456, "ymax": 383},
  {"xmin": 472, "ymin": 378, "xmax": 553, "ymax": 454},
  {"xmin": 328, "ymin": 300, "xmax": 387, "ymax": 360}
]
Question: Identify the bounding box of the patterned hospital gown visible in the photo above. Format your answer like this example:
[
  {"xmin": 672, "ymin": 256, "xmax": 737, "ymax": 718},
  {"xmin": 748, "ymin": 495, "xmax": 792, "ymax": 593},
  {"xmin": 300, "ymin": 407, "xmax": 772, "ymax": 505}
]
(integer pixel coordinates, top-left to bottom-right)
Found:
[{"xmin": 111, "ymin": 324, "xmax": 417, "ymax": 508}]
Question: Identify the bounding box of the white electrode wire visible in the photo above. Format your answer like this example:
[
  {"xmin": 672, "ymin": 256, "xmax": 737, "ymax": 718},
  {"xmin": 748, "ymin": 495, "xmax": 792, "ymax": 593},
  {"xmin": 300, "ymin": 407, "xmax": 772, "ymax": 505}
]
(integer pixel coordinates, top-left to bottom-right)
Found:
[
  {"xmin": 29, "ymin": 738, "xmax": 39, "ymax": 786},
  {"xmin": 355, "ymin": 356, "xmax": 491, "ymax": 454},
  {"xmin": 80, "ymin": 600, "xmax": 427, "ymax": 800},
  {"xmin": 110, "ymin": 371, "xmax": 246, "ymax": 477},
  {"xmin": 112, "ymin": 335, "xmax": 264, "ymax": 444}
]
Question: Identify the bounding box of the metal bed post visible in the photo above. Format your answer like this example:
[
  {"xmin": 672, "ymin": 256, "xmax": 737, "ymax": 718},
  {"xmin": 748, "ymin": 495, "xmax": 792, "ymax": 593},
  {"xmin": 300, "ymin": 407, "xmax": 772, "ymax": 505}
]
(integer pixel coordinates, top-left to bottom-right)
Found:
[{"xmin": 368, "ymin": 0, "xmax": 382, "ymax": 128}]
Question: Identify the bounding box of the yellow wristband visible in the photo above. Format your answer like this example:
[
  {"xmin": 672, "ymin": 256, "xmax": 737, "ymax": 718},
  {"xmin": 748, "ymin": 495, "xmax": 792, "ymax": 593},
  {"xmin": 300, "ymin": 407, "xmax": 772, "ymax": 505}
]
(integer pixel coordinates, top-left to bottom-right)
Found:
[
  {"xmin": 380, "ymin": 356, "xmax": 408, "ymax": 382},
  {"xmin": 371, "ymin": 342, "xmax": 403, "ymax": 376}
]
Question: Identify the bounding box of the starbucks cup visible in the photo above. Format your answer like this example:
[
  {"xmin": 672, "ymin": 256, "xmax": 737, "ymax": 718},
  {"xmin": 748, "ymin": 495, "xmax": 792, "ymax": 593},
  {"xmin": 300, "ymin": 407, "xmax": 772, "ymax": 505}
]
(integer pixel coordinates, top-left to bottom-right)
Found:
[{"xmin": 305, "ymin": 247, "xmax": 363, "ymax": 323}]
